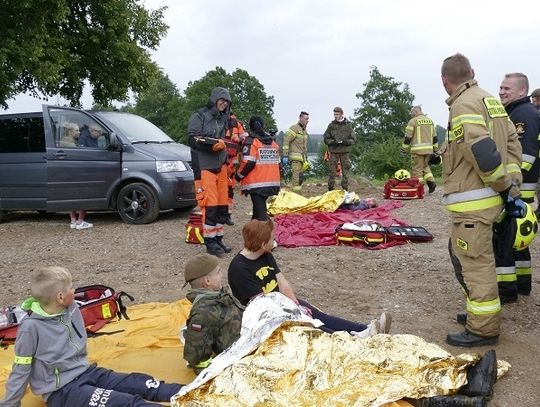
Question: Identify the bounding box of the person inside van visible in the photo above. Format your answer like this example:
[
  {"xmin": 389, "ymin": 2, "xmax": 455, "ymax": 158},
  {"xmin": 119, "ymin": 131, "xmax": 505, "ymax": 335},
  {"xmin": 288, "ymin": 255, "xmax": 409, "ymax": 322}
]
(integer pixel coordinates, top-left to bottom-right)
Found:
[
  {"xmin": 78, "ymin": 124, "xmax": 99, "ymax": 148},
  {"xmin": 60, "ymin": 123, "xmax": 80, "ymax": 148}
]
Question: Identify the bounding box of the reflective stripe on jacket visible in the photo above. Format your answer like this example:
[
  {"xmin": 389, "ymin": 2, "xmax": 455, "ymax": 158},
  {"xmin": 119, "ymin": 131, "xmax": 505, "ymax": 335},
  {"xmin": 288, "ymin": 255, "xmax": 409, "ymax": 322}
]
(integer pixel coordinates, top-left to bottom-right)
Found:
[
  {"xmin": 283, "ymin": 123, "xmax": 308, "ymax": 161},
  {"xmin": 442, "ymin": 80, "xmax": 521, "ymax": 222},
  {"xmin": 403, "ymin": 115, "xmax": 436, "ymax": 155},
  {"xmin": 238, "ymin": 138, "xmax": 281, "ymax": 194}
]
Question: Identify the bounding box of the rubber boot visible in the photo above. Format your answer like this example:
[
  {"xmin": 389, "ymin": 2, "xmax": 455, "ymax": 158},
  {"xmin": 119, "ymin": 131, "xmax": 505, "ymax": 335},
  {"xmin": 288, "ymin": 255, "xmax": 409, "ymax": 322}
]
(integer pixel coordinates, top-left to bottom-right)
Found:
[
  {"xmin": 447, "ymin": 330, "xmax": 498, "ymax": 347},
  {"xmin": 225, "ymin": 214, "xmax": 235, "ymax": 226},
  {"xmin": 459, "ymin": 350, "xmax": 497, "ymax": 399},
  {"xmin": 427, "ymin": 180, "xmax": 437, "ymax": 193},
  {"xmin": 205, "ymin": 237, "xmax": 224, "ymax": 257},
  {"xmin": 215, "ymin": 236, "xmax": 232, "ymax": 253}
]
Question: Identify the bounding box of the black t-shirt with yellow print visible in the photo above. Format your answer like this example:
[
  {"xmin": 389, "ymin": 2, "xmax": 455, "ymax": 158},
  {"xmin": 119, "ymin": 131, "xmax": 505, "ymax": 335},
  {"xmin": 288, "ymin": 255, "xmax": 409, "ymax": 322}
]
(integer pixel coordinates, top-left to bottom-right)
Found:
[{"xmin": 228, "ymin": 252, "xmax": 281, "ymax": 306}]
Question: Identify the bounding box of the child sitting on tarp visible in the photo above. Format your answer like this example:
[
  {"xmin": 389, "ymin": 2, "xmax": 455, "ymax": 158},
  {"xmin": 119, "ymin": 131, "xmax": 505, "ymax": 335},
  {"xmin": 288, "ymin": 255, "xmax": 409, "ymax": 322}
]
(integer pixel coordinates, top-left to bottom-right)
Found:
[
  {"xmin": 182, "ymin": 254, "xmax": 244, "ymax": 374},
  {"xmin": 0, "ymin": 266, "xmax": 183, "ymax": 407}
]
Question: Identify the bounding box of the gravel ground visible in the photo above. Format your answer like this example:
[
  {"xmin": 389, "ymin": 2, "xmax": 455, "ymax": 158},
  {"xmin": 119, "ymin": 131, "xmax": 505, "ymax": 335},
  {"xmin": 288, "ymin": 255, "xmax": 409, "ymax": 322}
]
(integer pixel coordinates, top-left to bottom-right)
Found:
[{"xmin": 1, "ymin": 180, "xmax": 538, "ymax": 406}]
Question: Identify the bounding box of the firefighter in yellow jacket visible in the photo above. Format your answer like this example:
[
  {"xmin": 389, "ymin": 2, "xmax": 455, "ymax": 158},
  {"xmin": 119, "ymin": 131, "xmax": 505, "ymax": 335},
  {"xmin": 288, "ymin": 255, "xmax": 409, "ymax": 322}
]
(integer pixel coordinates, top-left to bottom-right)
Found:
[
  {"xmin": 236, "ymin": 116, "xmax": 281, "ymax": 221},
  {"xmin": 282, "ymin": 111, "xmax": 309, "ymax": 192},
  {"xmin": 440, "ymin": 53, "xmax": 525, "ymax": 347},
  {"xmin": 401, "ymin": 106, "xmax": 438, "ymax": 193}
]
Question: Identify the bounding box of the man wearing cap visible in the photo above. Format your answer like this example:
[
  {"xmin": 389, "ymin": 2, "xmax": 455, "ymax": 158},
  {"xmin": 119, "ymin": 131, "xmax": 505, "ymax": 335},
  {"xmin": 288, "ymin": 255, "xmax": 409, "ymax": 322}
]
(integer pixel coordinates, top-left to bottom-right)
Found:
[
  {"xmin": 530, "ymin": 88, "xmax": 540, "ymax": 110},
  {"xmin": 182, "ymin": 254, "xmax": 244, "ymax": 373},
  {"xmin": 323, "ymin": 107, "xmax": 355, "ymax": 191}
]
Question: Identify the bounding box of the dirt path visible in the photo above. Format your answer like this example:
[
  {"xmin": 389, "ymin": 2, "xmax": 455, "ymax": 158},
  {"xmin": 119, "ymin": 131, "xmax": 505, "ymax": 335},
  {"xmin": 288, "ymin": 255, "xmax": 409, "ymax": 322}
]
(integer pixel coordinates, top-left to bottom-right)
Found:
[{"xmin": 1, "ymin": 182, "xmax": 538, "ymax": 405}]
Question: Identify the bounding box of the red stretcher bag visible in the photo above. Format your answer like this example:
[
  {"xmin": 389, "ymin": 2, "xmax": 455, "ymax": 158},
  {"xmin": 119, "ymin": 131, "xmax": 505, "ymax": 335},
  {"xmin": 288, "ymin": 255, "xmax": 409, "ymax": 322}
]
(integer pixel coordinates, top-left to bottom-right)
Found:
[
  {"xmin": 185, "ymin": 212, "xmax": 204, "ymax": 244},
  {"xmin": 336, "ymin": 222, "xmax": 433, "ymax": 248},
  {"xmin": 0, "ymin": 285, "xmax": 134, "ymax": 347},
  {"xmin": 384, "ymin": 177, "xmax": 424, "ymax": 200}
]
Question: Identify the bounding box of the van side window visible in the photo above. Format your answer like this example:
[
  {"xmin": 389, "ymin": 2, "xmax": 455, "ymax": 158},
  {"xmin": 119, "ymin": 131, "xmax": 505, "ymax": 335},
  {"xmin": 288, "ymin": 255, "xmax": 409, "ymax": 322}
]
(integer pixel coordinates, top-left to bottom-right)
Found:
[
  {"xmin": 49, "ymin": 109, "xmax": 110, "ymax": 150},
  {"xmin": 0, "ymin": 116, "xmax": 46, "ymax": 153}
]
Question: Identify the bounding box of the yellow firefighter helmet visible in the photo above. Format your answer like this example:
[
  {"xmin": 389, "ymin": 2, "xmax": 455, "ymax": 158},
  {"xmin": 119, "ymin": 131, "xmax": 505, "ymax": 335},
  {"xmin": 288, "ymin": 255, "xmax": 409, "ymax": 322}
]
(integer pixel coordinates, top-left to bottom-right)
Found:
[
  {"xmin": 513, "ymin": 203, "xmax": 538, "ymax": 251},
  {"xmin": 394, "ymin": 169, "xmax": 411, "ymax": 181}
]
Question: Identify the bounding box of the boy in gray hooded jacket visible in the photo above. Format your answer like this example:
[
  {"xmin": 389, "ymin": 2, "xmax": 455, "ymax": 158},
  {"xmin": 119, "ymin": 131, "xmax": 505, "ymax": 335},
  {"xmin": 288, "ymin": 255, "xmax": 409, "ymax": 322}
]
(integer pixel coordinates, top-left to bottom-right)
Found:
[{"xmin": 0, "ymin": 266, "xmax": 183, "ymax": 407}]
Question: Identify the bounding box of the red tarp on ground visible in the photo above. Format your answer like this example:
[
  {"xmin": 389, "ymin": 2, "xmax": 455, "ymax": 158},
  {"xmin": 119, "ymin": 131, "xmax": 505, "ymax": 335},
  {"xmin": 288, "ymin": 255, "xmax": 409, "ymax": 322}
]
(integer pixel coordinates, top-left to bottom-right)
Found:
[{"xmin": 274, "ymin": 200, "xmax": 407, "ymax": 249}]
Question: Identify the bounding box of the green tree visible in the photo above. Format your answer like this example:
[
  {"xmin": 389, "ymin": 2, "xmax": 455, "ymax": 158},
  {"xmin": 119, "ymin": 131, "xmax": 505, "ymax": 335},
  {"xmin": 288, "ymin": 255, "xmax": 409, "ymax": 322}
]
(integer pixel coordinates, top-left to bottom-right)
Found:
[
  {"xmin": 0, "ymin": 0, "xmax": 168, "ymax": 108},
  {"xmin": 350, "ymin": 66, "xmax": 415, "ymax": 178},
  {"xmin": 123, "ymin": 70, "xmax": 186, "ymax": 141},
  {"xmin": 435, "ymin": 124, "xmax": 446, "ymax": 146},
  {"xmin": 352, "ymin": 66, "xmax": 414, "ymax": 143},
  {"xmin": 178, "ymin": 67, "xmax": 276, "ymax": 141}
]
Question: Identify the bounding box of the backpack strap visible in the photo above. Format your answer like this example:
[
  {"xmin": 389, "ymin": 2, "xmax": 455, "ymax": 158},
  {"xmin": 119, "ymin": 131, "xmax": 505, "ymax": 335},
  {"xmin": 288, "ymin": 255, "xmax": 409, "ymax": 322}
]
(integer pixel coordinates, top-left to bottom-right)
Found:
[{"xmin": 115, "ymin": 291, "xmax": 135, "ymax": 320}]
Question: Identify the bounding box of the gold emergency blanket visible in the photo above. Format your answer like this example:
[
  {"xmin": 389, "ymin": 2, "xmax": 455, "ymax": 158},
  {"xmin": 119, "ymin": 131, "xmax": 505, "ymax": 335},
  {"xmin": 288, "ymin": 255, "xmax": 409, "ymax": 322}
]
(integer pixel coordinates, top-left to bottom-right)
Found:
[
  {"xmin": 267, "ymin": 189, "xmax": 353, "ymax": 215},
  {"xmin": 172, "ymin": 293, "xmax": 510, "ymax": 407}
]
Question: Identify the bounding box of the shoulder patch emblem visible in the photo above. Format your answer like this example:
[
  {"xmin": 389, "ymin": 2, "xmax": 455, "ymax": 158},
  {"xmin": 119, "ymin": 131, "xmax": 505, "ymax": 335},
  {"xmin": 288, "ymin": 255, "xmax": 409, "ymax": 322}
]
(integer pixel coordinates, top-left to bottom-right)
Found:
[
  {"xmin": 515, "ymin": 122, "xmax": 525, "ymax": 135},
  {"xmin": 242, "ymin": 145, "xmax": 250, "ymax": 155},
  {"xmin": 483, "ymin": 97, "xmax": 507, "ymax": 118}
]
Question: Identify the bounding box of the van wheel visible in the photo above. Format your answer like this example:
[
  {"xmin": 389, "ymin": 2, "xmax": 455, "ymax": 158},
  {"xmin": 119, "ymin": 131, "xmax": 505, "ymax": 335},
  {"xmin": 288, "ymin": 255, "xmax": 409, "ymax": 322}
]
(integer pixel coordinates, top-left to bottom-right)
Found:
[{"xmin": 117, "ymin": 183, "xmax": 160, "ymax": 224}]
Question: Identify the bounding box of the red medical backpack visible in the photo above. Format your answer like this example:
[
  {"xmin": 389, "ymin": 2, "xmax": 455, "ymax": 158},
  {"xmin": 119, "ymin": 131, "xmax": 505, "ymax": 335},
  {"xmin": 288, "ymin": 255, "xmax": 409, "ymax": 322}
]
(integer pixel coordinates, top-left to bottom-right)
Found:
[{"xmin": 383, "ymin": 177, "xmax": 424, "ymax": 199}]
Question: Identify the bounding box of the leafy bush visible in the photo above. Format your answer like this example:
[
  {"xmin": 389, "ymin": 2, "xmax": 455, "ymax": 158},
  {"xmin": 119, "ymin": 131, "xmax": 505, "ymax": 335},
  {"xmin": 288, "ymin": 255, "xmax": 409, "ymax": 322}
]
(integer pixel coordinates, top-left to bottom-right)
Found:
[{"xmin": 352, "ymin": 134, "xmax": 410, "ymax": 179}]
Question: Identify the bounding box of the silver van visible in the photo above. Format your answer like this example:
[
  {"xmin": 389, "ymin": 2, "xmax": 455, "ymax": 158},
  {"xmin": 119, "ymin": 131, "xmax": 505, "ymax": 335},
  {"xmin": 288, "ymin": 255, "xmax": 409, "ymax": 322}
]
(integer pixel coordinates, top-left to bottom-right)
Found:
[{"xmin": 0, "ymin": 105, "xmax": 195, "ymax": 224}]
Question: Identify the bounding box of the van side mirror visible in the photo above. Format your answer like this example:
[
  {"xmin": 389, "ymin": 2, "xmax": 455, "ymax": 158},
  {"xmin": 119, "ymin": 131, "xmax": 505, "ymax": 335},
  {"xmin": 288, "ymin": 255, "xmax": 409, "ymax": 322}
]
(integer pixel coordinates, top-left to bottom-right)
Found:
[{"xmin": 108, "ymin": 132, "xmax": 122, "ymax": 151}]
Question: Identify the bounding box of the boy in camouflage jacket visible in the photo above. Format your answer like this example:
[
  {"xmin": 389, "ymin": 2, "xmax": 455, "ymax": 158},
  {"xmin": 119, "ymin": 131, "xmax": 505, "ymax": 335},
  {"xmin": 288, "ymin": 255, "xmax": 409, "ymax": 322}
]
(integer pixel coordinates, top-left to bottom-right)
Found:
[{"xmin": 182, "ymin": 254, "xmax": 244, "ymax": 373}]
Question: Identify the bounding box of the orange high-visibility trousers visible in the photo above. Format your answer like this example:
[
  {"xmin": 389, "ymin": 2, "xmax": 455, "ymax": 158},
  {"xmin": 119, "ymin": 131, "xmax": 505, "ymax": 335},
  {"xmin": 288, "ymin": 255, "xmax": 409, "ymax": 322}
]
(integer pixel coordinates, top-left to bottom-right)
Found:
[{"xmin": 195, "ymin": 165, "xmax": 229, "ymax": 238}]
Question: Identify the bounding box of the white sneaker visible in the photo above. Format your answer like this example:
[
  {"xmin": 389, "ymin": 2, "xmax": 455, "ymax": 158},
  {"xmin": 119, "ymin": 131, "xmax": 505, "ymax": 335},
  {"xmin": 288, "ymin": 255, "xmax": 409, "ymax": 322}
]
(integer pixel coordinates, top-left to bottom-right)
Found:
[
  {"xmin": 351, "ymin": 312, "xmax": 392, "ymax": 339},
  {"xmin": 70, "ymin": 222, "xmax": 77, "ymax": 229},
  {"xmin": 378, "ymin": 312, "xmax": 392, "ymax": 334},
  {"xmin": 272, "ymin": 240, "xmax": 278, "ymax": 250},
  {"xmin": 76, "ymin": 221, "xmax": 93, "ymax": 230}
]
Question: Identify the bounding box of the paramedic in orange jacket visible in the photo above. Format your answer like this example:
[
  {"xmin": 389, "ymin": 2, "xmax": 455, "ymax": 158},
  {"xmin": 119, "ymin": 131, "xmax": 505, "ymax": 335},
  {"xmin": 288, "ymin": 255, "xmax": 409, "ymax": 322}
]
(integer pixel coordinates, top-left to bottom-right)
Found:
[
  {"xmin": 224, "ymin": 114, "xmax": 248, "ymax": 225},
  {"xmin": 188, "ymin": 87, "xmax": 232, "ymax": 258},
  {"xmin": 235, "ymin": 116, "xmax": 281, "ymax": 221},
  {"xmin": 441, "ymin": 53, "xmax": 525, "ymax": 347}
]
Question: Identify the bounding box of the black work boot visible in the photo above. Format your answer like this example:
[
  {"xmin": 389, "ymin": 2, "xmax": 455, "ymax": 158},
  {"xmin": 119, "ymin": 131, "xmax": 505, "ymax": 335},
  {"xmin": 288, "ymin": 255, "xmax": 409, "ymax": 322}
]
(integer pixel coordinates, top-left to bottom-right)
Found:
[
  {"xmin": 225, "ymin": 214, "xmax": 235, "ymax": 226},
  {"xmin": 459, "ymin": 350, "xmax": 497, "ymax": 399},
  {"xmin": 416, "ymin": 395, "xmax": 487, "ymax": 407},
  {"xmin": 427, "ymin": 180, "xmax": 437, "ymax": 193},
  {"xmin": 215, "ymin": 236, "xmax": 232, "ymax": 253},
  {"xmin": 446, "ymin": 330, "xmax": 498, "ymax": 347},
  {"xmin": 500, "ymin": 295, "xmax": 518, "ymax": 304},
  {"xmin": 205, "ymin": 237, "xmax": 224, "ymax": 258},
  {"xmin": 457, "ymin": 312, "xmax": 467, "ymax": 326}
]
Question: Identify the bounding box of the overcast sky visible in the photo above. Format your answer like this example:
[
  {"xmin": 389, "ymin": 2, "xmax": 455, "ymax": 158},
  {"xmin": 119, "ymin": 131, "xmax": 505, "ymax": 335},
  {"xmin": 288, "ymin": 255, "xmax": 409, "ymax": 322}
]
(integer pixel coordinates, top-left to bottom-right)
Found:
[{"xmin": 5, "ymin": 0, "xmax": 540, "ymax": 134}]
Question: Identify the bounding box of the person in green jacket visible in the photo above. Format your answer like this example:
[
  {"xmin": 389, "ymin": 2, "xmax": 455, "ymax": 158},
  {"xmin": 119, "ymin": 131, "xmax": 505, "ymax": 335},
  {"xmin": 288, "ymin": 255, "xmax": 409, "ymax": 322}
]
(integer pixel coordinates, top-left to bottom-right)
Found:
[
  {"xmin": 182, "ymin": 254, "xmax": 244, "ymax": 374},
  {"xmin": 323, "ymin": 107, "xmax": 355, "ymax": 191}
]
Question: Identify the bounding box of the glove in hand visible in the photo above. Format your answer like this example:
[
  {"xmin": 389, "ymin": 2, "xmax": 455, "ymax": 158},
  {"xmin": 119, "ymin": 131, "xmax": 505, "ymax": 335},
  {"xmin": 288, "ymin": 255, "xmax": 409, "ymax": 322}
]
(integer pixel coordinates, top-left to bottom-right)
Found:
[
  {"xmin": 212, "ymin": 139, "xmax": 226, "ymax": 152},
  {"xmin": 281, "ymin": 156, "xmax": 289, "ymax": 165},
  {"xmin": 428, "ymin": 154, "xmax": 441, "ymax": 165},
  {"xmin": 504, "ymin": 195, "xmax": 526, "ymax": 218}
]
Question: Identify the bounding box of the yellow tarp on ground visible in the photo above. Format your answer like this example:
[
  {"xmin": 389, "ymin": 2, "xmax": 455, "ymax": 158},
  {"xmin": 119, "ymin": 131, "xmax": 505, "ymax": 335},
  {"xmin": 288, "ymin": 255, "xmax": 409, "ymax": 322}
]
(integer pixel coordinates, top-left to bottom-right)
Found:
[
  {"xmin": 0, "ymin": 299, "xmax": 197, "ymax": 406},
  {"xmin": 0, "ymin": 300, "xmax": 413, "ymax": 407}
]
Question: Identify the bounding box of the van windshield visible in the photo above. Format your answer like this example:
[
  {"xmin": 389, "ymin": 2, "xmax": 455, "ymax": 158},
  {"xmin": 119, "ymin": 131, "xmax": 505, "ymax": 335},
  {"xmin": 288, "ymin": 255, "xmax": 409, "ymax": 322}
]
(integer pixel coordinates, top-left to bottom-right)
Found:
[{"xmin": 98, "ymin": 112, "xmax": 174, "ymax": 143}]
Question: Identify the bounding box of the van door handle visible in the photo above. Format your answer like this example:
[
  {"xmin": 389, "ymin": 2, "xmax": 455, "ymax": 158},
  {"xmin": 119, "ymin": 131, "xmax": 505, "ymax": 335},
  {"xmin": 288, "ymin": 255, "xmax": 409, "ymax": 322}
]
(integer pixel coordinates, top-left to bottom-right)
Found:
[{"xmin": 54, "ymin": 151, "xmax": 67, "ymax": 159}]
